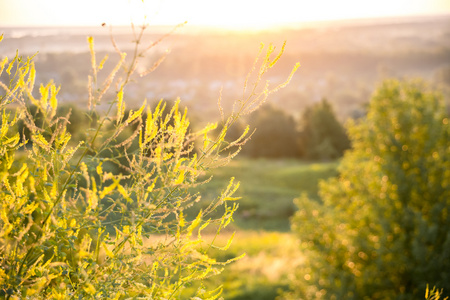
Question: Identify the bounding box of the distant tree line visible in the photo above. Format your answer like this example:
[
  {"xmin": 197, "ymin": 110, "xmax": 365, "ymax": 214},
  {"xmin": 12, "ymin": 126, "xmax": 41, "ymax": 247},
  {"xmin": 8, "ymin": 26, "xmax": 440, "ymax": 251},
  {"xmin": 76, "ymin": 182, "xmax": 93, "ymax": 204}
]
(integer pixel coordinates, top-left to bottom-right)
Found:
[
  {"xmin": 9, "ymin": 98, "xmax": 350, "ymax": 162},
  {"xmin": 225, "ymin": 99, "xmax": 350, "ymax": 160}
]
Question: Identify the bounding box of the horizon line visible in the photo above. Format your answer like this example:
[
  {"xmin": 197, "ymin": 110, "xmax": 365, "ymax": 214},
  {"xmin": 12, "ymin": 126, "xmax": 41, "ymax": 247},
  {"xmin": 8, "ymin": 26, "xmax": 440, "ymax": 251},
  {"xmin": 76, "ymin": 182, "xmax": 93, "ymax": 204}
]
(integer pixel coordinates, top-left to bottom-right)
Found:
[{"xmin": 1, "ymin": 12, "xmax": 449, "ymax": 30}]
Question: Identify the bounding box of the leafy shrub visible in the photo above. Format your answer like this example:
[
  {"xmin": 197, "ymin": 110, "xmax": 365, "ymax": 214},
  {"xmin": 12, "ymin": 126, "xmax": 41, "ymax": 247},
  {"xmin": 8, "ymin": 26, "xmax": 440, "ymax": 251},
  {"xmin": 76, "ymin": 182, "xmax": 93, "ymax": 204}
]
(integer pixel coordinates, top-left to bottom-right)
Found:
[
  {"xmin": 286, "ymin": 79, "xmax": 450, "ymax": 299},
  {"xmin": 0, "ymin": 29, "xmax": 299, "ymax": 300}
]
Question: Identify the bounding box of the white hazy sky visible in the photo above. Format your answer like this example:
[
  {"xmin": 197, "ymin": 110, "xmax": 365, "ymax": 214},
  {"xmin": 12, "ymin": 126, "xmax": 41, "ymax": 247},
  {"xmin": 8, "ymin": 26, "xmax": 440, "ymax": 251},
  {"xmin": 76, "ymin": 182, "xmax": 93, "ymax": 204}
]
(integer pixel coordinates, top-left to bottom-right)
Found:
[{"xmin": 1, "ymin": 0, "xmax": 450, "ymax": 29}]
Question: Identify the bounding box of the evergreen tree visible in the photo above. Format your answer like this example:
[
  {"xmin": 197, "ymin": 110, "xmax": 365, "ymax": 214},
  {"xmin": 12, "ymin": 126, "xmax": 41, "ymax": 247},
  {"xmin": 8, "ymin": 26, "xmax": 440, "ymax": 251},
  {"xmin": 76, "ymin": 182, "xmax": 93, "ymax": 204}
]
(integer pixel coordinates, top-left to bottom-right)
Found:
[
  {"xmin": 300, "ymin": 99, "xmax": 350, "ymax": 160},
  {"xmin": 244, "ymin": 104, "xmax": 300, "ymax": 158}
]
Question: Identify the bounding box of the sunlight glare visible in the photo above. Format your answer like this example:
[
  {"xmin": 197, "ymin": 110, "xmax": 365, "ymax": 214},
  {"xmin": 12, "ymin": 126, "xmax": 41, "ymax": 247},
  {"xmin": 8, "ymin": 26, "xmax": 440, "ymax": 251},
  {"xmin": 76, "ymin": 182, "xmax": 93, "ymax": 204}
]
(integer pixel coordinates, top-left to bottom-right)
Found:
[
  {"xmin": 121, "ymin": 0, "xmax": 450, "ymax": 31},
  {"xmin": 1, "ymin": 0, "xmax": 449, "ymax": 28}
]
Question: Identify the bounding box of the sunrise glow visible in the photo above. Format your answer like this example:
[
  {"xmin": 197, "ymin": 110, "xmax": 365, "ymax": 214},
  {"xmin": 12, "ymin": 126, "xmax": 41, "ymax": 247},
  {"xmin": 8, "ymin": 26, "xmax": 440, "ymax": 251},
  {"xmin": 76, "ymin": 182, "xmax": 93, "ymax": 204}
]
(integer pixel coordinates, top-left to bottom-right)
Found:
[{"xmin": 1, "ymin": 0, "xmax": 450, "ymax": 29}]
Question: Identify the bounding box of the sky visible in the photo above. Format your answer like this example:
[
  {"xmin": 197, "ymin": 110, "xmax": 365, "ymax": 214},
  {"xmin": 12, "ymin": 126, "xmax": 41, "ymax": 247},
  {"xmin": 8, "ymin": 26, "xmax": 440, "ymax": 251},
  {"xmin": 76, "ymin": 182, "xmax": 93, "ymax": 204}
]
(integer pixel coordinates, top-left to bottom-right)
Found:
[{"xmin": 1, "ymin": 0, "xmax": 450, "ymax": 29}]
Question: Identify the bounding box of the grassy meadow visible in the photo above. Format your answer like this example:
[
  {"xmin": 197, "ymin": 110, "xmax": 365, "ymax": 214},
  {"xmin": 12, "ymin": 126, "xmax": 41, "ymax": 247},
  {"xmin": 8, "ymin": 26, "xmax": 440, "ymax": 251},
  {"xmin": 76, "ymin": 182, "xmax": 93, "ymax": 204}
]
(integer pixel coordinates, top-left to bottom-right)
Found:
[
  {"xmin": 195, "ymin": 158, "xmax": 339, "ymax": 231},
  {"xmin": 183, "ymin": 158, "xmax": 339, "ymax": 299}
]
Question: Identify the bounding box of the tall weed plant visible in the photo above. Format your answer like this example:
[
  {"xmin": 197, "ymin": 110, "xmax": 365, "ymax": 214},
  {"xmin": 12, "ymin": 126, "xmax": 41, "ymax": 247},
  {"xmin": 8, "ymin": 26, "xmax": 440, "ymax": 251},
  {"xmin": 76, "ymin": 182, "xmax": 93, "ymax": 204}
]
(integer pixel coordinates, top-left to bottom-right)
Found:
[{"xmin": 0, "ymin": 23, "xmax": 299, "ymax": 299}]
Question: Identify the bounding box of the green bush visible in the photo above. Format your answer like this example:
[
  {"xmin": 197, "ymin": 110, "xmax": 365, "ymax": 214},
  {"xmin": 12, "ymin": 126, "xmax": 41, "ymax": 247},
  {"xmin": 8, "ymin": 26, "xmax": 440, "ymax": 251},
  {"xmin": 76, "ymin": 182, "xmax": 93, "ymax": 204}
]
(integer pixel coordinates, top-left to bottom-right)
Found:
[
  {"xmin": 286, "ymin": 79, "xmax": 450, "ymax": 299},
  {"xmin": 0, "ymin": 30, "xmax": 299, "ymax": 299}
]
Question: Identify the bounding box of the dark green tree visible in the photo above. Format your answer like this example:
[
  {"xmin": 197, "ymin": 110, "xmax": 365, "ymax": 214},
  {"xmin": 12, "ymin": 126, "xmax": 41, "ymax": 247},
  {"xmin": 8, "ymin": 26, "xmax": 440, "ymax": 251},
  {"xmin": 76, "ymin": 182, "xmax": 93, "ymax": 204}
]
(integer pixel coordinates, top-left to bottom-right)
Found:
[
  {"xmin": 287, "ymin": 79, "xmax": 450, "ymax": 299},
  {"xmin": 300, "ymin": 99, "xmax": 350, "ymax": 160},
  {"xmin": 13, "ymin": 103, "xmax": 95, "ymax": 146},
  {"xmin": 243, "ymin": 104, "xmax": 300, "ymax": 158}
]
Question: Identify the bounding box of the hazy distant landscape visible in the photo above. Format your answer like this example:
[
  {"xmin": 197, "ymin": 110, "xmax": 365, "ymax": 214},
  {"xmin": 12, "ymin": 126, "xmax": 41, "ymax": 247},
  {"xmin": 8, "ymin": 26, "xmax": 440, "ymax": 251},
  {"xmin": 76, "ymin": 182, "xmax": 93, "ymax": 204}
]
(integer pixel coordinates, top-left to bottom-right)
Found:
[{"xmin": 3, "ymin": 15, "xmax": 450, "ymax": 122}]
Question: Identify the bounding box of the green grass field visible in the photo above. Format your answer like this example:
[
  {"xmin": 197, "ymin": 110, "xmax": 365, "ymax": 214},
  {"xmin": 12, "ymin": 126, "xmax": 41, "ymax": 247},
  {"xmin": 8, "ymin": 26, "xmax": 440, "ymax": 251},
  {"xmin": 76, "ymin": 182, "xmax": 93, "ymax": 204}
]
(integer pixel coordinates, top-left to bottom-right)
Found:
[
  {"xmin": 185, "ymin": 158, "xmax": 339, "ymax": 299},
  {"xmin": 196, "ymin": 158, "xmax": 339, "ymax": 231}
]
